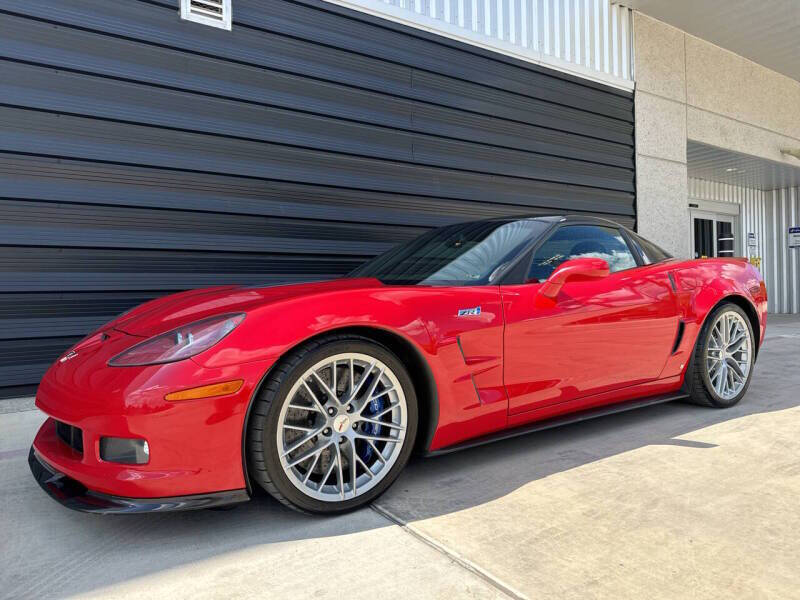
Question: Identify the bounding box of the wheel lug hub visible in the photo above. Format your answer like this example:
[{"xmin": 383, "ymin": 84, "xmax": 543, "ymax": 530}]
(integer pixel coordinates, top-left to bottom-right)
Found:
[
  {"xmin": 327, "ymin": 406, "xmax": 335, "ymax": 415},
  {"xmin": 323, "ymin": 427, "xmax": 331, "ymax": 436}
]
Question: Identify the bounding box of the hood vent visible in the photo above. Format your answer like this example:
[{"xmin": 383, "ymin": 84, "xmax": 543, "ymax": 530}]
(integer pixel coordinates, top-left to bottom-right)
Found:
[{"xmin": 180, "ymin": 0, "xmax": 231, "ymax": 30}]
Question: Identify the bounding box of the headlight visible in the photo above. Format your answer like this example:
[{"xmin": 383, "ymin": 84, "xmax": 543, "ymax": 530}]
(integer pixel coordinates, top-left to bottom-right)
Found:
[{"xmin": 108, "ymin": 313, "xmax": 245, "ymax": 367}]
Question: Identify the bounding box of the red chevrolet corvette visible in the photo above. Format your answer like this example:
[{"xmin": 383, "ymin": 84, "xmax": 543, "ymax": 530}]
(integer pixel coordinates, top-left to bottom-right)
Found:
[{"xmin": 30, "ymin": 215, "xmax": 767, "ymax": 514}]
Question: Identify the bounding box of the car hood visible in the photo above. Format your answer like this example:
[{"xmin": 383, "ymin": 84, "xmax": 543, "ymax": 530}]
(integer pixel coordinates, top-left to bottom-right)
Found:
[{"xmin": 111, "ymin": 278, "xmax": 383, "ymax": 337}]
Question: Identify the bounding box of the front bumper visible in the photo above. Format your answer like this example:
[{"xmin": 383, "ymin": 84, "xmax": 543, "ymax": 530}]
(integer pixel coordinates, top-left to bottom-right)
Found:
[
  {"xmin": 28, "ymin": 447, "xmax": 249, "ymax": 514},
  {"xmin": 31, "ymin": 326, "xmax": 277, "ymax": 503}
]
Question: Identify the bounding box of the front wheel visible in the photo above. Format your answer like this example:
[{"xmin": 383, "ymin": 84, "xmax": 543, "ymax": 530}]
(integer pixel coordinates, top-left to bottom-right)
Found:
[
  {"xmin": 247, "ymin": 336, "xmax": 417, "ymax": 513},
  {"xmin": 687, "ymin": 303, "xmax": 755, "ymax": 408}
]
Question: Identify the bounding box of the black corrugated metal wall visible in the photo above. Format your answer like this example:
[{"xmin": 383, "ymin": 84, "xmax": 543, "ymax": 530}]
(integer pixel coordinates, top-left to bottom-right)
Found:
[{"xmin": 0, "ymin": 0, "xmax": 635, "ymax": 397}]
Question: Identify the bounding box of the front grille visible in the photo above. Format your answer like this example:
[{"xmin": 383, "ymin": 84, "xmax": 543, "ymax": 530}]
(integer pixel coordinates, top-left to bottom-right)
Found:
[{"xmin": 55, "ymin": 420, "xmax": 83, "ymax": 455}]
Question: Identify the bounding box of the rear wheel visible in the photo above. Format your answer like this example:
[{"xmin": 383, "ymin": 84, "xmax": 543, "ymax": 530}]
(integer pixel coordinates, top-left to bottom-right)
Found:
[
  {"xmin": 247, "ymin": 335, "xmax": 417, "ymax": 513},
  {"xmin": 687, "ymin": 303, "xmax": 754, "ymax": 408}
]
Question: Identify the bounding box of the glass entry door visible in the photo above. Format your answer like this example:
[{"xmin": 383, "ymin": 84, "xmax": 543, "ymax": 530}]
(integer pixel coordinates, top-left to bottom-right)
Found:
[
  {"xmin": 715, "ymin": 220, "xmax": 735, "ymax": 256},
  {"xmin": 692, "ymin": 212, "xmax": 736, "ymax": 258}
]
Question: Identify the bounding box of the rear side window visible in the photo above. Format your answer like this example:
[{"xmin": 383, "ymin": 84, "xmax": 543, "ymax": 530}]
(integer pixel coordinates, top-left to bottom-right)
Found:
[
  {"xmin": 528, "ymin": 225, "xmax": 638, "ymax": 282},
  {"xmin": 628, "ymin": 231, "xmax": 671, "ymax": 264}
]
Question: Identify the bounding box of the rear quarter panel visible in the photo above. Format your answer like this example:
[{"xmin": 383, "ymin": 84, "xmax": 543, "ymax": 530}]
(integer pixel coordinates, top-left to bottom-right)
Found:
[{"xmin": 660, "ymin": 258, "xmax": 766, "ymax": 380}]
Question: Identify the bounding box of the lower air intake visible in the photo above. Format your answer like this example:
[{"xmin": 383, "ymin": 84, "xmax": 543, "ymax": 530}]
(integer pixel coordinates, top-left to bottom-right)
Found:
[{"xmin": 55, "ymin": 420, "xmax": 84, "ymax": 455}]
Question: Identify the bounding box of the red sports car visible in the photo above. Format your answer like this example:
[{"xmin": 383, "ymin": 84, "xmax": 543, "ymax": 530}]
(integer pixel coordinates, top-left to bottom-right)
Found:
[{"xmin": 29, "ymin": 215, "xmax": 767, "ymax": 514}]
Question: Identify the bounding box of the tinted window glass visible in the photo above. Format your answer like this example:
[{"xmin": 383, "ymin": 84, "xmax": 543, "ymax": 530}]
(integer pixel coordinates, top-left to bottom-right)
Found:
[
  {"xmin": 629, "ymin": 231, "xmax": 671, "ymax": 264},
  {"xmin": 528, "ymin": 225, "xmax": 637, "ymax": 282},
  {"xmin": 350, "ymin": 219, "xmax": 551, "ymax": 286}
]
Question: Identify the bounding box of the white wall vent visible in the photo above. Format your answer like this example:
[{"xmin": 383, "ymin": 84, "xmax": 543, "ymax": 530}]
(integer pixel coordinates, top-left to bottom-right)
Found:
[{"xmin": 180, "ymin": 0, "xmax": 232, "ymax": 30}]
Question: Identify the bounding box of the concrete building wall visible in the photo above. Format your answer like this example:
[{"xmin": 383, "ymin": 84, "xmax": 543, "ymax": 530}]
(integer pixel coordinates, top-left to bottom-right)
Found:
[{"xmin": 632, "ymin": 12, "xmax": 800, "ymax": 260}]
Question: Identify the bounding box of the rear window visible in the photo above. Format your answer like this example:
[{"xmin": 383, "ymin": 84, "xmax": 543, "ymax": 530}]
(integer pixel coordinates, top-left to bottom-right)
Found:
[
  {"xmin": 349, "ymin": 219, "xmax": 550, "ymax": 286},
  {"xmin": 629, "ymin": 231, "xmax": 671, "ymax": 264}
]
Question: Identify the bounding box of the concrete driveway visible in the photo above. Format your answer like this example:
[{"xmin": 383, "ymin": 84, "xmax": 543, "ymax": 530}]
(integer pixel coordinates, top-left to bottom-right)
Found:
[{"xmin": 2, "ymin": 316, "xmax": 799, "ymax": 600}]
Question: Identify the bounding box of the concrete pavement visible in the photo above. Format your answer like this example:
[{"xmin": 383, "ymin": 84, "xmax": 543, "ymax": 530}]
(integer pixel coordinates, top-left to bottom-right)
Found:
[
  {"xmin": 1, "ymin": 408, "xmax": 504, "ymax": 600},
  {"xmin": 1, "ymin": 315, "xmax": 799, "ymax": 599}
]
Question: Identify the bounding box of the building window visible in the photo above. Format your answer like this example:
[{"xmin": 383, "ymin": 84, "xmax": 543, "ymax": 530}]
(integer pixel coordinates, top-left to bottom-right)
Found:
[{"xmin": 180, "ymin": 0, "xmax": 232, "ymax": 30}]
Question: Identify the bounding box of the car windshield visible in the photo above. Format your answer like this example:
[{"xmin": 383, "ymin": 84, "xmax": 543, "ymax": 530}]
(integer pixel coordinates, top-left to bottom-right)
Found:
[{"xmin": 349, "ymin": 218, "xmax": 552, "ymax": 286}]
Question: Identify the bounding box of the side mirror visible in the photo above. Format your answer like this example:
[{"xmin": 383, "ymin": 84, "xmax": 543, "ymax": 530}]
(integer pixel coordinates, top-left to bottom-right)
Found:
[{"xmin": 537, "ymin": 258, "xmax": 609, "ymax": 299}]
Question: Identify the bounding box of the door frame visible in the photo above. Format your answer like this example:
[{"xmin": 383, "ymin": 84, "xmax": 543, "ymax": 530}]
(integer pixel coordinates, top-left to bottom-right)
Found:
[{"xmin": 688, "ymin": 198, "xmax": 741, "ymax": 258}]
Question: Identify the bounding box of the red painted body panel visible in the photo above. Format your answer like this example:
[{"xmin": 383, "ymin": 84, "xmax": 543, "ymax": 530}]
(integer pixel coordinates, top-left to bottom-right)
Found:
[
  {"xmin": 35, "ymin": 326, "xmax": 271, "ymax": 497},
  {"xmin": 32, "ymin": 257, "xmax": 767, "ymax": 500},
  {"xmin": 501, "ymin": 261, "xmax": 680, "ymax": 414}
]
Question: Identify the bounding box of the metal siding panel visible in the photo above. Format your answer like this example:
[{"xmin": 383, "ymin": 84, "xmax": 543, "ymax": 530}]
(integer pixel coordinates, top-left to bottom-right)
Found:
[
  {"xmin": 1, "ymin": 65, "xmax": 637, "ymax": 185},
  {"xmin": 764, "ymin": 191, "xmax": 780, "ymax": 312},
  {"xmin": 794, "ymin": 188, "xmax": 799, "ymax": 314},
  {"xmin": 782, "ymin": 189, "xmax": 789, "ymax": 313},
  {"xmin": 0, "ymin": 246, "xmax": 366, "ymax": 293},
  {"xmin": 0, "ymin": 106, "xmax": 635, "ymax": 198},
  {"xmin": 0, "ymin": 18, "xmax": 633, "ymax": 144},
  {"xmin": 791, "ymin": 188, "xmax": 797, "ymax": 313},
  {"xmin": 0, "ymin": 0, "xmax": 634, "ymax": 394},
  {"xmin": 759, "ymin": 193, "xmax": 766, "ymax": 289},
  {"xmin": 0, "ymin": 1, "xmax": 634, "ymax": 120},
  {"xmin": 0, "ymin": 155, "xmax": 634, "ymax": 223},
  {"xmin": 763, "ymin": 193, "xmax": 771, "ymax": 313},
  {"xmin": 0, "ymin": 293, "xmax": 160, "ymax": 340},
  {"xmin": 0, "ymin": 48, "xmax": 633, "ymax": 168},
  {"xmin": 0, "ymin": 200, "xmax": 416, "ymax": 255},
  {"xmin": 771, "ymin": 191, "xmax": 779, "ymax": 313}
]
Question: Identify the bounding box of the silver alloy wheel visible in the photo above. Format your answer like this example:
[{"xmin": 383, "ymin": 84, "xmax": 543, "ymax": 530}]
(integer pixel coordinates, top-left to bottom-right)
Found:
[
  {"xmin": 276, "ymin": 352, "xmax": 407, "ymax": 502},
  {"xmin": 705, "ymin": 310, "xmax": 752, "ymax": 400}
]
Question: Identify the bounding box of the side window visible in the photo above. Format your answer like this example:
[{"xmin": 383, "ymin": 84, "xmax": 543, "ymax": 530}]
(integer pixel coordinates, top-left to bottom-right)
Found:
[{"xmin": 528, "ymin": 225, "xmax": 638, "ymax": 282}]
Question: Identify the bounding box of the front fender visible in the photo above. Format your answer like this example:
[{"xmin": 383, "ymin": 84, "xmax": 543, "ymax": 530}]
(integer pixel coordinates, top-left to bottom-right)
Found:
[
  {"xmin": 196, "ymin": 284, "xmax": 507, "ymax": 452},
  {"xmin": 195, "ymin": 287, "xmax": 436, "ymax": 369}
]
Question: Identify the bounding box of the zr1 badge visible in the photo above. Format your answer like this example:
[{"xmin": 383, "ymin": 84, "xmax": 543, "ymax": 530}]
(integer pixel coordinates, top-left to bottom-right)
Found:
[{"xmin": 457, "ymin": 306, "xmax": 481, "ymax": 317}]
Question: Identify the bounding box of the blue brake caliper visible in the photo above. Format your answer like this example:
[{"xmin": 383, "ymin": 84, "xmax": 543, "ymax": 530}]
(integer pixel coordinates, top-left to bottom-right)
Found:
[{"xmin": 359, "ymin": 389, "xmax": 385, "ymax": 463}]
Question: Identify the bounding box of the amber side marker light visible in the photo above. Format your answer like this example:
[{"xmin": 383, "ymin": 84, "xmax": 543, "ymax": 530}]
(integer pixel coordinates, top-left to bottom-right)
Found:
[{"xmin": 165, "ymin": 379, "xmax": 244, "ymax": 402}]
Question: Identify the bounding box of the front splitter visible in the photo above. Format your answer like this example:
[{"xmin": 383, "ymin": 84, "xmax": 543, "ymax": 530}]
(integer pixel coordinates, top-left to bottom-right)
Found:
[{"xmin": 28, "ymin": 447, "xmax": 250, "ymax": 514}]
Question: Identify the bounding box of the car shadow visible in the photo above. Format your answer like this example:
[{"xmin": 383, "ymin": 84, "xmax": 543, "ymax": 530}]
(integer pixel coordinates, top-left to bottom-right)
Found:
[
  {"xmin": 377, "ymin": 329, "xmax": 800, "ymax": 521},
  {"xmin": 7, "ymin": 328, "xmax": 798, "ymax": 598}
]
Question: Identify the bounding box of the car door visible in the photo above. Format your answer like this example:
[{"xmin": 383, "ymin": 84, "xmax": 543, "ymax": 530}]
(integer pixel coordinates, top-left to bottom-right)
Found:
[{"xmin": 501, "ymin": 224, "xmax": 679, "ymax": 415}]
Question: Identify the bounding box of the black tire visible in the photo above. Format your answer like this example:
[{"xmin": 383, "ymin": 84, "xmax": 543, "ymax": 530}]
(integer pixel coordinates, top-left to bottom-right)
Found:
[
  {"xmin": 686, "ymin": 302, "xmax": 755, "ymax": 408},
  {"xmin": 246, "ymin": 334, "xmax": 418, "ymax": 514}
]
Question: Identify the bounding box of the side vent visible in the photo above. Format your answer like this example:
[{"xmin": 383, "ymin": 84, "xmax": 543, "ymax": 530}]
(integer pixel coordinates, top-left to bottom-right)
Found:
[
  {"xmin": 668, "ymin": 271, "xmax": 677, "ymax": 292},
  {"xmin": 180, "ymin": 0, "xmax": 232, "ymax": 30},
  {"xmin": 456, "ymin": 336, "xmax": 467, "ymax": 363},
  {"xmin": 671, "ymin": 321, "xmax": 686, "ymax": 355}
]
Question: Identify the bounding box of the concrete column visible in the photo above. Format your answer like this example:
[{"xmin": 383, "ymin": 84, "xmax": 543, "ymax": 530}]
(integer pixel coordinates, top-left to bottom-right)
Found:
[{"xmin": 632, "ymin": 13, "xmax": 690, "ymax": 258}]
